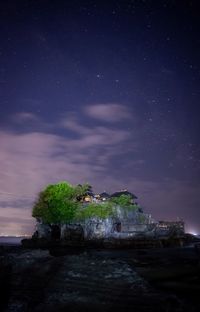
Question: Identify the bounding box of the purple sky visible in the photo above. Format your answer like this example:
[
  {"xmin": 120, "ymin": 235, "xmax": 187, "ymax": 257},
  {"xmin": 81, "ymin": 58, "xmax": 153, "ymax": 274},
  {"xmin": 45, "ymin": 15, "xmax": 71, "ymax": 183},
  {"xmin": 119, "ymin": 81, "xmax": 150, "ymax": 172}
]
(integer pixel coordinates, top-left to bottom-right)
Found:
[{"xmin": 0, "ymin": 0, "xmax": 200, "ymax": 235}]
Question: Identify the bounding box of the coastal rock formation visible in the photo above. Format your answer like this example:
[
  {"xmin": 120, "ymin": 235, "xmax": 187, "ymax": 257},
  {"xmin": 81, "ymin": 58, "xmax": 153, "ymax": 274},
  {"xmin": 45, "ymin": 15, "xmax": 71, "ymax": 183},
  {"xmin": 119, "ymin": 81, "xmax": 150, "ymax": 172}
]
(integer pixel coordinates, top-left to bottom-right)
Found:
[
  {"xmin": 33, "ymin": 223, "xmax": 51, "ymax": 239},
  {"xmin": 2, "ymin": 245, "xmax": 200, "ymax": 311},
  {"xmin": 33, "ymin": 208, "xmax": 157, "ymax": 242},
  {"xmin": 31, "ymin": 185, "xmax": 185, "ymax": 247},
  {"xmin": 61, "ymin": 224, "xmax": 84, "ymax": 241},
  {"xmin": 32, "ymin": 207, "xmax": 184, "ymax": 245}
]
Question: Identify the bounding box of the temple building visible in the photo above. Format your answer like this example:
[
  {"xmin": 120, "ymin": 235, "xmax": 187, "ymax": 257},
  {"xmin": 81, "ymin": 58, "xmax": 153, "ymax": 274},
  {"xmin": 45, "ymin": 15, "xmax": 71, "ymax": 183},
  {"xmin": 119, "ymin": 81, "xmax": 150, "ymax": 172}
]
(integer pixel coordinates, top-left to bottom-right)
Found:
[{"xmin": 33, "ymin": 187, "xmax": 185, "ymax": 242}]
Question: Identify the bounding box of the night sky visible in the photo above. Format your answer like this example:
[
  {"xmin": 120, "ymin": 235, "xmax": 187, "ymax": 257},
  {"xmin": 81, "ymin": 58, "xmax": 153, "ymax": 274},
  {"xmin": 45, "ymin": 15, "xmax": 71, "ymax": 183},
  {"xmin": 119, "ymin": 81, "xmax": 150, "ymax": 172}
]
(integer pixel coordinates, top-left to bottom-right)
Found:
[{"xmin": 0, "ymin": 0, "xmax": 200, "ymax": 235}]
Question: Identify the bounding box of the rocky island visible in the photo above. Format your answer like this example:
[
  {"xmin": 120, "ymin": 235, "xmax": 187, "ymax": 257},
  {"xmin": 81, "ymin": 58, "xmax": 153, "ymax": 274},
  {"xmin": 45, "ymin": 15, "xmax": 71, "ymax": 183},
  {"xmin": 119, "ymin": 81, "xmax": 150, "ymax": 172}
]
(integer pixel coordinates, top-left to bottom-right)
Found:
[
  {"xmin": 1, "ymin": 181, "xmax": 200, "ymax": 312},
  {"xmin": 23, "ymin": 181, "xmax": 185, "ymax": 250}
]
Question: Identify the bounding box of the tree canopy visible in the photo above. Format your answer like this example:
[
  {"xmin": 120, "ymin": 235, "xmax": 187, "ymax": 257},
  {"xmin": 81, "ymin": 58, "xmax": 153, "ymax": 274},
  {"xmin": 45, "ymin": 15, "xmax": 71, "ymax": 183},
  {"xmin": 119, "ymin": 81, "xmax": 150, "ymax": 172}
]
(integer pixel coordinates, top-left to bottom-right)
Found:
[
  {"xmin": 32, "ymin": 181, "xmax": 140, "ymax": 224},
  {"xmin": 32, "ymin": 181, "xmax": 90, "ymax": 224}
]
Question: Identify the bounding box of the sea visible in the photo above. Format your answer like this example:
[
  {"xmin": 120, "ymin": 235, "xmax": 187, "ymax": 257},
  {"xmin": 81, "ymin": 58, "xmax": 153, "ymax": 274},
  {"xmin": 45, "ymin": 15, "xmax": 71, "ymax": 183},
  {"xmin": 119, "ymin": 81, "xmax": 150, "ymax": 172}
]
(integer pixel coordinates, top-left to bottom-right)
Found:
[{"xmin": 0, "ymin": 236, "xmax": 27, "ymax": 245}]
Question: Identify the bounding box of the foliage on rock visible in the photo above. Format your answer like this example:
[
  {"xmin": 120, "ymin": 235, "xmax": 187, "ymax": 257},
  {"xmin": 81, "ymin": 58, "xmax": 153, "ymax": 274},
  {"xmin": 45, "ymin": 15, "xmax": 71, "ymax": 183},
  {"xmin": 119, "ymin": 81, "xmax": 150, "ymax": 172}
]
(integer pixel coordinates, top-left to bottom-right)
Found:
[
  {"xmin": 32, "ymin": 181, "xmax": 89, "ymax": 224},
  {"xmin": 76, "ymin": 202, "xmax": 115, "ymax": 220},
  {"xmin": 110, "ymin": 194, "xmax": 138, "ymax": 210},
  {"xmin": 32, "ymin": 182, "xmax": 141, "ymax": 224}
]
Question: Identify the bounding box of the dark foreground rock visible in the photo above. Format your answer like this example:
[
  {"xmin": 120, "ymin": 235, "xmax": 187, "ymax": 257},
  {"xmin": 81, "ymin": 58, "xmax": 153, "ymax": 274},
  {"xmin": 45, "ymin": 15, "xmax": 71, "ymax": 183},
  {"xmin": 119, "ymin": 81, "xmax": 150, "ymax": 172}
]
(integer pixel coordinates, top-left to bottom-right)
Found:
[
  {"xmin": 1, "ymin": 245, "xmax": 200, "ymax": 312},
  {"xmin": 22, "ymin": 235, "xmax": 189, "ymax": 251}
]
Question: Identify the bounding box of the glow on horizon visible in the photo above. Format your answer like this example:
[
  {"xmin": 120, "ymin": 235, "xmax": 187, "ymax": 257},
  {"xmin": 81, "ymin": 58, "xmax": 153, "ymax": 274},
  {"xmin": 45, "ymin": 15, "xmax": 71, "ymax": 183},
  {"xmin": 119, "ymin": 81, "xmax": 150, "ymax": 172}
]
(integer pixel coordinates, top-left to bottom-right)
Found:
[
  {"xmin": 0, "ymin": 233, "xmax": 31, "ymax": 237},
  {"xmin": 188, "ymin": 230, "xmax": 199, "ymax": 236}
]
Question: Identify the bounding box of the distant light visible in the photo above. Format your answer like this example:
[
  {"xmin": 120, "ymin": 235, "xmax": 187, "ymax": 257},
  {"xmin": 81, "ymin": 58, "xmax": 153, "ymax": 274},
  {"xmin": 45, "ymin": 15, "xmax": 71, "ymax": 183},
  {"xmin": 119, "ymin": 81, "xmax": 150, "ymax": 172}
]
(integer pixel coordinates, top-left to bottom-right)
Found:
[{"xmin": 189, "ymin": 231, "xmax": 198, "ymax": 236}]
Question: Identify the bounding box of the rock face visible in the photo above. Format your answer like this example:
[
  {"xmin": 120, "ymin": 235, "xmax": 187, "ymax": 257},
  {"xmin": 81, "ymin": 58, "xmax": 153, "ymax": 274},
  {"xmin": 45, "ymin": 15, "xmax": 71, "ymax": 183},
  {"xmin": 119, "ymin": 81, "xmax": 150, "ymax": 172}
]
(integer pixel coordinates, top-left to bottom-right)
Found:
[
  {"xmin": 79, "ymin": 207, "xmax": 157, "ymax": 240},
  {"xmin": 61, "ymin": 224, "xmax": 84, "ymax": 241},
  {"xmin": 33, "ymin": 223, "xmax": 51, "ymax": 239},
  {"xmin": 83, "ymin": 217, "xmax": 114, "ymax": 239},
  {"xmin": 32, "ymin": 206, "xmax": 184, "ymax": 244}
]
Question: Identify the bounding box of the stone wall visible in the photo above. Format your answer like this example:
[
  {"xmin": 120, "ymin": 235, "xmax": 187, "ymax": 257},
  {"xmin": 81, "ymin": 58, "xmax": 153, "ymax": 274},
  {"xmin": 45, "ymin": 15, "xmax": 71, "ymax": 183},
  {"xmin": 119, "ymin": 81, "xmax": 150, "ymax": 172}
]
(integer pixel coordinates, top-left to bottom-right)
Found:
[
  {"xmin": 155, "ymin": 221, "xmax": 185, "ymax": 237},
  {"xmin": 121, "ymin": 223, "xmax": 151, "ymax": 233}
]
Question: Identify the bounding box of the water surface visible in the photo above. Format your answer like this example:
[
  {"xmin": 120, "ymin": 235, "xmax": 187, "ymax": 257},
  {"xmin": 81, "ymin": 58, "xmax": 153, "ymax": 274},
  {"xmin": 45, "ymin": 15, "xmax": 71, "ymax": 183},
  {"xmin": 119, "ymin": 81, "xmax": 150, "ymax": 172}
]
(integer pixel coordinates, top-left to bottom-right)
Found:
[{"xmin": 0, "ymin": 236, "xmax": 25, "ymax": 245}]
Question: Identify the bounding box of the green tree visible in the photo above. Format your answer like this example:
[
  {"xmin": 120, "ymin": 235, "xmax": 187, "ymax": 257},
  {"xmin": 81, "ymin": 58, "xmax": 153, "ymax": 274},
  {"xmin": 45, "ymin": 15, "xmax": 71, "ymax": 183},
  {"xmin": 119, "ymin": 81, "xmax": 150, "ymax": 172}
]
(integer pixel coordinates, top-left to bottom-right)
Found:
[
  {"xmin": 32, "ymin": 181, "xmax": 82, "ymax": 224},
  {"xmin": 74, "ymin": 183, "xmax": 93, "ymax": 201}
]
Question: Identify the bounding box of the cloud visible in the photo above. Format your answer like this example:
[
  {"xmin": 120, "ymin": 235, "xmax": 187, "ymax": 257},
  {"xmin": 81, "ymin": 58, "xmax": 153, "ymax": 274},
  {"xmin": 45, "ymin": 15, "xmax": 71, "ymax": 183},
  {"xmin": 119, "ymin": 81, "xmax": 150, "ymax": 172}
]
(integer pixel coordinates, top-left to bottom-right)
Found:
[
  {"xmin": 9, "ymin": 111, "xmax": 53, "ymax": 133},
  {"xmin": 0, "ymin": 112, "xmax": 132, "ymax": 234},
  {"xmin": 0, "ymin": 198, "xmax": 33, "ymax": 209},
  {"xmin": 84, "ymin": 103, "xmax": 131, "ymax": 122},
  {"xmin": 61, "ymin": 115, "xmax": 130, "ymax": 147},
  {"xmin": 13, "ymin": 112, "xmax": 39, "ymax": 122},
  {"xmin": 61, "ymin": 115, "xmax": 91, "ymax": 135},
  {"xmin": 1, "ymin": 111, "xmax": 200, "ymax": 235},
  {"xmin": 0, "ymin": 207, "xmax": 34, "ymax": 236}
]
